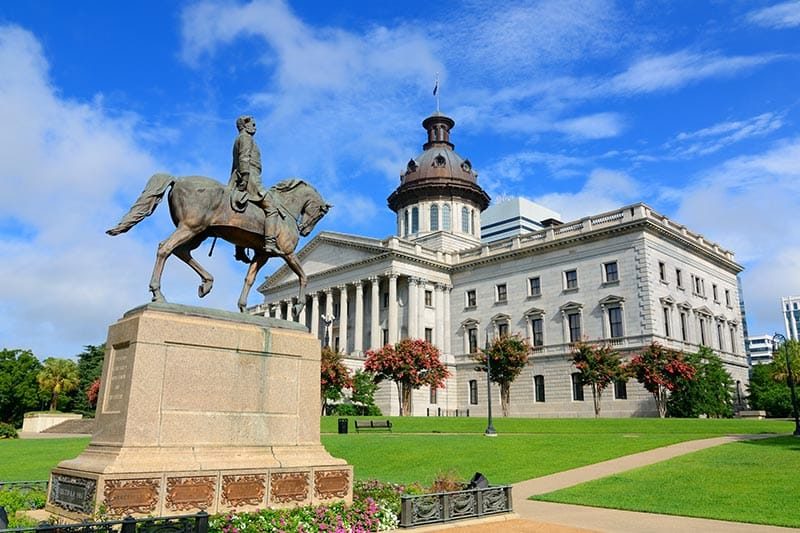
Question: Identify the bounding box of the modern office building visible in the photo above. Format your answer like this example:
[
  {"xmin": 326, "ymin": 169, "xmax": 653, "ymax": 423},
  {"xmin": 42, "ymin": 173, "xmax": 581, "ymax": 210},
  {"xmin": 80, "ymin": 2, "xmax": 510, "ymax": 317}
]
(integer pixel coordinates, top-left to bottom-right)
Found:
[
  {"xmin": 782, "ymin": 296, "xmax": 800, "ymax": 340},
  {"xmin": 253, "ymin": 111, "xmax": 749, "ymax": 417},
  {"xmin": 746, "ymin": 334, "xmax": 776, "ymax": 366}
]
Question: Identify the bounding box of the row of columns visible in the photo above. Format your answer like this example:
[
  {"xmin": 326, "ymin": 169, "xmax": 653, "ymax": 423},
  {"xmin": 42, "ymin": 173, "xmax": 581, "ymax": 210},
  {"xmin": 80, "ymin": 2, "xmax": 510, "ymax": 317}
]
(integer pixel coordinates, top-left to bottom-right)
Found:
[{"xmin": 264, "ymin": 273, "xmax": 452, "ymax": 356}]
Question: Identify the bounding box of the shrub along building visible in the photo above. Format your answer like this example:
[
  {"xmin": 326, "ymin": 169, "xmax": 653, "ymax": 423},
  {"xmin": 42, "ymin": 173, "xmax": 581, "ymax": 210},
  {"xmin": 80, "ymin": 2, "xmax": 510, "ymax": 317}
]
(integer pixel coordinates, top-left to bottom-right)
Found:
[{"xmin": 253, "ymin": 112, "xmax": 748, "ymax": 417}]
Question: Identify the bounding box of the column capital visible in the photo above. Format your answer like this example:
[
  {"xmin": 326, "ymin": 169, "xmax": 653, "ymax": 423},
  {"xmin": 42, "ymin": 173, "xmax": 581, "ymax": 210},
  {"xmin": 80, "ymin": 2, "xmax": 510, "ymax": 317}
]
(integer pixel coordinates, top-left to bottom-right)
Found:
[
  {"xmin": 337, "ymin": 283, "xmax": 348, "ymax": 291},
  {"xmin": 311, "ymin": 292, "xmax": 320, "ymax": 300},
  {"xmin": 408, "ymin": 277, "xmax": 420, "ymax": 287},
  {"xmin": 385, "ymin": 271, "xmax": 399, "ymax": 280},
  {"xmin": 324, "ymin": 287, "xmax": 333, "ymax": 295},
  {"xmin": 353, "ymin": 279, "xmax": 364, "ymax": 289},
  {"xmin": 368, "ymin": 275, "xmax": 380, "ymax": 284}
]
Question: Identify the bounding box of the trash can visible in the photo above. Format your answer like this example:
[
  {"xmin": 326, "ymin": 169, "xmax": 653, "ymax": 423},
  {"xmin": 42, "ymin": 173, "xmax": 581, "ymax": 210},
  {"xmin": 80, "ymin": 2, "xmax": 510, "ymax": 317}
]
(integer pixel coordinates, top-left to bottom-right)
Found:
[{"xmin": 338, "ymin": 418, "xmax": 348, "ymax": 434}]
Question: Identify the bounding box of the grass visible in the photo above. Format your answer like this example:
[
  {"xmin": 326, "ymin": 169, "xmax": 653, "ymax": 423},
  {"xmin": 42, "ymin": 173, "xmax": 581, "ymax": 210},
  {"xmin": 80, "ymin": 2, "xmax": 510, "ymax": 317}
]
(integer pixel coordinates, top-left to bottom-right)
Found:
[
  {"xmin": 533, "ymin": 436, "xmax": 800, "ymax": 528},
  {"xmin": 0, "ymin": 437, "xmax": 90, "ymax": 481}
]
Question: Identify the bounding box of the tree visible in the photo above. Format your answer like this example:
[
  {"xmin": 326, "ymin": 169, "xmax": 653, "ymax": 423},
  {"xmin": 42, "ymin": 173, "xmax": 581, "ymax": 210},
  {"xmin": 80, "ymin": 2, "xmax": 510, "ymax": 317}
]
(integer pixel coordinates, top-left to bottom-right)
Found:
[
  {"xmin": 748, "ymin": 362, "xmax": 792, "ymax": 417},
  {"xmin": 364, "ymin": 339, "xmax": 450, "ymax": 416},
  {"xmin": 570, "ymin": 341, "xmax": 626, "ymax": 417},
  {"xmin": 37, "ymin": 358, "xmax": 80, "ymax": 412},
  {"xmin": 320, "ymin": 346, "xmax": 352, "ymax": 414},
  {"xmin": 667, "ymin": 347, "xmax": 734, "ymax": 418},
  {"xmin": 86, "ymin": 379, "xmax": 101, "ymax": 409},
  {"xmin": 473, "ymin": 334, "xmax": 530, "ymax": 417},
  {"xmin": 627, "ymin": 342, "xmax": 696, "ymax": 418},
  {"xmin": 0, "ymin": 349, "xmax": 46, "ymax": 427},
  {"xmin": 72, "ymin": 344, "xmax": 106, "ymax": 416},
  {"xmin": 350, "ymin": 370, "xmax": 381, "ymax": 415}
]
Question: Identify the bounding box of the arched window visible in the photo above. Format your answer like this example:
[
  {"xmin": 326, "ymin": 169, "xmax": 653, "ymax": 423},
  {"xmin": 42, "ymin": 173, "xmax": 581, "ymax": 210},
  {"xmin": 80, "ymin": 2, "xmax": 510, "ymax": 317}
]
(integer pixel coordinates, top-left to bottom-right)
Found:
[
  {"xmin": 471, "ymin": 209, "xmax": 476, "ymax": 235},
  {"xmin": 411, "ymin": 206, "xmax": 419, "ymax": 233},
  {"xmin": 442, "ymin": 204, "xmax": 451, "ymax": 230},
  {"xmin": 430, "ymin": 204, "xmax": 439, "ymax": 231},
  {"xmin": 461, "ymin": 206, "xmax": 469, "ymax": 233},
  {"xmin": 403, "ymin": 209, "xmax": 409, "ymax": 237}
]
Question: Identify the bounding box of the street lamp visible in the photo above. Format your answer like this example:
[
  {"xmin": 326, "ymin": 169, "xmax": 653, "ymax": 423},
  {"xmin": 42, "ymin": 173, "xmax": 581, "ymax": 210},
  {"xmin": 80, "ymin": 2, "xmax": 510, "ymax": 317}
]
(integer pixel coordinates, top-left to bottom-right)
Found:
[
  {"xmin": 773, "ymin": 333, "xmax": 800, "ymax": 437},
  {"xmin": 484, "ymin": 333, "xmax": 497, "ymax": 437}
]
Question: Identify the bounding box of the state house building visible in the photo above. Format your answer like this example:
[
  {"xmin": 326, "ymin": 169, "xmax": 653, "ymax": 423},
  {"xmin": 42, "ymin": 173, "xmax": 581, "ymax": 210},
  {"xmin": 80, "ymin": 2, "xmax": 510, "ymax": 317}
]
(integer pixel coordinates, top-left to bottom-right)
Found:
[{"xmin": 252, "ymin": 112, "xmax": 748, "ymax": 417}]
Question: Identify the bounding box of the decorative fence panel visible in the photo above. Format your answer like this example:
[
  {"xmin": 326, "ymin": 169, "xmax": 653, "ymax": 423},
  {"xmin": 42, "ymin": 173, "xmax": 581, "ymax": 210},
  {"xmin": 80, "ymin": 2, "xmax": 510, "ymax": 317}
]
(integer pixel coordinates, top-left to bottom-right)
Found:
[
  {"xmin": 399, "ymin": 486, "xmax": 512, "ymax": 528},
  {"xmin": 0, "ymin": 512, "xmax": 208, "ymax": 533}
]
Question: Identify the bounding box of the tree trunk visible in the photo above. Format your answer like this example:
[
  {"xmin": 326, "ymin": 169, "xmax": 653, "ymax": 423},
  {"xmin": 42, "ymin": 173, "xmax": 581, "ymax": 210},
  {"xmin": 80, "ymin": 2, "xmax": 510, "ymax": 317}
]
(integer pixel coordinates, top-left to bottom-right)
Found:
[
  {"xmin": 321, "ymin": 393, "xmax": 326, "ymax": 415},
  {"xmin": 592, "ymin": 385, "xmax": 602, "ymax": 417},
  {"xmin": 401, "ymin": 382, "xmax": 413, "ymax": 416},
  {"xmin": 50, "ymin": 391, "xmax": 58, "ymax": 412},
  {"xmin": 654, "ymin": 386, "xmax": 668, "ymax": 418},
  {"xmin": 500, "ymin": 383, "xmax": 510, "ymax": 417}
]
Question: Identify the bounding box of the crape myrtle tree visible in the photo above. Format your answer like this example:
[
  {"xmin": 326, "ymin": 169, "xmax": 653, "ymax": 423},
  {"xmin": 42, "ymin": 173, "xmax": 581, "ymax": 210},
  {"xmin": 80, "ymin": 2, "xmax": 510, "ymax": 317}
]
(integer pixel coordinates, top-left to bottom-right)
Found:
[
  {"xmin": 72, "ymin": 344, "xmax": 106, "ymax": 416},
  {"xmin": 570, "ymin": 341, "xmax": 626, "ymax": 417},
  {"xmin": 364, "ymin": 339, "xmax": 450, "ymax": 416},
  {"xmin": 667, "ymin": 346, "xmax": 734, "ymax": 418},
  {"xmin": 37, "ymin": 357, "xmax": 80, "ymax": 412},
  {"xmin": 628, "ymin": 342, "xmax": 696, "ymax": 418},
  {"xmin": 473, "ymin": 334, "xmax": 531, "ymax": 417},
  {"xmin": 0, "ymin": 349, "xmax": 47, "ymax": 427},
  {"xmin": 320, "ymin": 346, "xmax": 352, "ymax": 415}
]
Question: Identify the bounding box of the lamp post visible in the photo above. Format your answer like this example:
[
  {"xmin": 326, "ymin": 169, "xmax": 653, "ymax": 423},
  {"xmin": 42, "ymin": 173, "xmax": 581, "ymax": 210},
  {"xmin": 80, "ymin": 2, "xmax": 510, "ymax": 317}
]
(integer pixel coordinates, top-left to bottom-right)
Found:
[
  {"xmin": 773, "ymin": 333, "xmax": 800, "ymax": 436},
  {"xmin": 484, "ymin": 333, "xmax": 497, "ymax": 437}
]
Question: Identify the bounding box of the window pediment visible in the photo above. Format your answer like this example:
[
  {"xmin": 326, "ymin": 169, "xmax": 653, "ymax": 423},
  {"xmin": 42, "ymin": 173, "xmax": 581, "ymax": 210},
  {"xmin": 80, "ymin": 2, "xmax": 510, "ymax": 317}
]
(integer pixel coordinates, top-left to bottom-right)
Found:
[
  {"xmin": 490, "ymin": 313, "xmax": 511, "ymax": 323},
  {"xmin": 461, "ymin": 318, "xmax": 480, "ymax": 329},
  {"xmin": 694, "ymin": 305, "xmax": 713, "ymax": 316},
  {"xmin": 678, "ymin": 301, "xmax": 692, "ymax": 310},
  {"xmin": 599, "ymin": 295, "xmax": 624, "ymax": 305},
  {"xmin": 660, "ymin": 296, "xmax": 676, "ymax": 306},
  {"xmin": 524, "ymin": 307, "xmax": 546, "ymax": 318},
  {"xmin": 559, "ymin": 301, "xmax": 583, "ymax": 312}
]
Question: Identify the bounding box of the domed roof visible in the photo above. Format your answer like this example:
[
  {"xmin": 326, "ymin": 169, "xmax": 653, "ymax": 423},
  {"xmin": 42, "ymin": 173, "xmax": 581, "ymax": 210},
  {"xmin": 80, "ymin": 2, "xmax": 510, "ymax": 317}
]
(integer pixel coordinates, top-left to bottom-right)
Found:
[{"xmin": 387, "ymin": 112, "xmax": 490, "ymax": 212}]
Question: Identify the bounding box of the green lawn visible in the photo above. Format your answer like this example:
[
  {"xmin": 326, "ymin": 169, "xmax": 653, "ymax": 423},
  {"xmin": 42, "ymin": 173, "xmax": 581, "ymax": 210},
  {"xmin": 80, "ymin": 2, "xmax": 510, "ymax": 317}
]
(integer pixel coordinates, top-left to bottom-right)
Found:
[
  {"xmin": 533, "ymin": 436, "xmax": 800, "ymax": 528},
  {"xmin": 0, "ymin": 438, "xmax": 90, "ymax": 481}
]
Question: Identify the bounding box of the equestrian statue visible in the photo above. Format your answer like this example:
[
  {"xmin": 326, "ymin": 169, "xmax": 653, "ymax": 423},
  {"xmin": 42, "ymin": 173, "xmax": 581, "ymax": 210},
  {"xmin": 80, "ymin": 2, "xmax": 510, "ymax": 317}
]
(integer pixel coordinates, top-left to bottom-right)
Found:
[{"xmin": 106, "ymin": 115, "xmax": 331, "ymax": 318}]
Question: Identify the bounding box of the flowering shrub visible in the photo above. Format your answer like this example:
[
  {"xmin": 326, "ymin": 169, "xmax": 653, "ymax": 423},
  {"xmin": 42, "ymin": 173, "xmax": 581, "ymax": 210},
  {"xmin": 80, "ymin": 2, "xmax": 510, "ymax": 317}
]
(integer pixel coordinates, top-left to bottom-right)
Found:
[{"xmin": 628, "ymin": 342, "xmax": 696, "ymax": 418}]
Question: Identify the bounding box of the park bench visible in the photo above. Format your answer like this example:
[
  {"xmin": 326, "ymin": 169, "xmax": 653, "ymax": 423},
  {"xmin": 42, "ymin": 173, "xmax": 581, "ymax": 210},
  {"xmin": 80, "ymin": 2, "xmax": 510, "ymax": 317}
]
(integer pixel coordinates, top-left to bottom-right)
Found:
[{"xmin": 354, "ymin": 419, "xmax": 392, "ymax": 432}]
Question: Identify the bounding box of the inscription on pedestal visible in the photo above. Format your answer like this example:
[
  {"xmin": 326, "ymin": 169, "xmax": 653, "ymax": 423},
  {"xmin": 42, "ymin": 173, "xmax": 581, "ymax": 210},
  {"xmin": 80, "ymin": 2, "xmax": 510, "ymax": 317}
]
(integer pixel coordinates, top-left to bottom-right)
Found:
[
  {"xmin": 221, "ymin": 474, "xmax": 266, "ymax": 507},
  {"xmin": 165, "ymin": 476, "xmax": 216, "ymax": 511},
  {"xmin": 270, "ymin": 472, "xmax": 309, "ymax": 504},
  {"xmin": 102, "ymin": 343, "xmax": 131, "ymax": 414},
  {"xmin": 50, "ymin": 474, "xmax": 96, "ymax": 514},
  {"xmin": 314, "ymin": 470, "xmax": 350, "ymax": 500},
  {"xmin": 103, "ymin": 478, "xmax": 160, "ymax": 516}
]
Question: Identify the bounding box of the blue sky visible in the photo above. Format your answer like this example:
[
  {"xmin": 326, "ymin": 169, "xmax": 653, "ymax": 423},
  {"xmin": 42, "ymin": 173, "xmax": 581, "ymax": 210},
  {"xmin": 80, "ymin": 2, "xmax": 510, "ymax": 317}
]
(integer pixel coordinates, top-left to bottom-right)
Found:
[{"xmin": 1, "ymin": 0, "xmax": 799, "ymax": 358}]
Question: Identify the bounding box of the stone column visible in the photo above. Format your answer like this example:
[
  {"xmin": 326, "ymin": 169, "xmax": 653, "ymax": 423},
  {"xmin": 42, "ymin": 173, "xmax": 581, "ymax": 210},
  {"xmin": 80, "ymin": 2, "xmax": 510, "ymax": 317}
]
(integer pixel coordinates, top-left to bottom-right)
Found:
[
  {"xmin": 560, "ymin": 310, "xmax": 569, "ymax": 343},
  {"xmin": 286, "ymin": 299, "xmax": 295, "ymax": 322},
  {"xmin": 311, "ymin": 292, "xmax": 320, "ymax": 339},
  {"xmin": 354, "ymin": 281, "xmax": 364, "ymax": 354},
  {"xmin": 792, "ymin": 311, "xmax": 799, "ymax": 340},
  {"xmin": 408, "ymin": 277, "xmax": 419, "ymax": 340},
  {"xmin": 324, "ymin": 289, "xmax": 333, "ymax": 347},
  {"xmin": 338, "ymin": 285, "xmax": 349, "ymax": 355},
  {"xmin": 462, "ymin": 326, "xmax": 470, "ymax": 355},
  {"xmin": 434, "ymin": 284, "xmax": 445, "ymax": 350},
  {"xmin": 370, "ymin": 276, "xmax": 381, "ymax": 349},
  {"xmin": 600, "ymin": 303, "xmax": 609, "ymax": 339},
  {"xmin": 417, "ymin": 278, "xmax": 427, "ymax": 338},
  {"xmin": 388, "ymin": 273, "xmax": 398, "ymax": 345},
  {"xmin": 443, "ymin": 285, "xmax": 451, "ymax": 355}
]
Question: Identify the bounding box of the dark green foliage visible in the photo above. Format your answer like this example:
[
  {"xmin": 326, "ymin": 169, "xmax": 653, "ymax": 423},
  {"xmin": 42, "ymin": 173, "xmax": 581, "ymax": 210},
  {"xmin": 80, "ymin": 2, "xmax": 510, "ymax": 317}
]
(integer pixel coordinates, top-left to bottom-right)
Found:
[
  {"xmin": 0, "ymin": 486, "xmax": 47, "ymax": 527},
  {"xmin": 748, "ymin": 360, "xmax": 793, "ymax": 417},
  {"xmin": 667, "ymin": 347, "xmax": 734, "ymax": 418},
  {"xmin": 71, "ymin": 344, "xmax": 106, "ymax": 416},
  {"xmin": 351, "ymin": 370, "xmax": 381, "ymax": 415},
  {"xmin": 0, "ymin": 421, "xmax": 18, "ymax": 438},
  {"xmin": 0, "ymin": 349, "xmax": 46, "ymax": 427}
]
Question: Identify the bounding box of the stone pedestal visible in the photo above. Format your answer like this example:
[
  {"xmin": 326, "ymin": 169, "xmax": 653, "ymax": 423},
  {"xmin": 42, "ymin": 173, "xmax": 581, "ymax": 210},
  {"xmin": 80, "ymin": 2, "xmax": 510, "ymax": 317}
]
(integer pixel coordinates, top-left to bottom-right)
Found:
[{"xmin": 47, "ymin": 303, "xmax": 351, "ymax": 520}]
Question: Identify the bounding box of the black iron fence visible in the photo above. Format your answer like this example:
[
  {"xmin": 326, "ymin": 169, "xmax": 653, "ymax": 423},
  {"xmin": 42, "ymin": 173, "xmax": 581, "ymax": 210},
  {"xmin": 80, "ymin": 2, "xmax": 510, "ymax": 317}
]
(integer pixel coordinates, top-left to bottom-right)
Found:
[
  {"xmin": 399, "ymin": 485, "xmax": 512, "ymax": 528},
  {"xmin": 1, "ymin": 512, "xmax": 208, "ymax": 533}
]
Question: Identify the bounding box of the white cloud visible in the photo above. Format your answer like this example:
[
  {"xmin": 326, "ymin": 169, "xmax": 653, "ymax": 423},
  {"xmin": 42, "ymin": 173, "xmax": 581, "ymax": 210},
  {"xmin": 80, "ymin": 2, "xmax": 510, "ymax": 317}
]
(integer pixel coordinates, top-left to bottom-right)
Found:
[
  {"xmin": 747, "ymin": 1, "xmax": 800, "ymax": 29},
  {"xmin": 668, "ymin": 112, "xmax": 784, "ymax": 156},
  {"xmin": 554, "ymin": 112, "xmax": 625, "ymax": 139},
  {"xmin": 532, "ymin": 169, "xmax": 642, "ymax": 221},
  {"xmin": 609, "ymin": 50, "xmax": 779, "ymax": 94}
]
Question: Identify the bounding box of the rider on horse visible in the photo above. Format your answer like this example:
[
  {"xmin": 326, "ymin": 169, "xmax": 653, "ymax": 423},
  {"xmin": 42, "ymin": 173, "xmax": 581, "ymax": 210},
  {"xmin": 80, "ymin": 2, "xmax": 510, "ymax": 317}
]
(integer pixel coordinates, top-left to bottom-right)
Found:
[{"xmin": 229, "ymin": 115, "xmax": 283, "ymax": 261}]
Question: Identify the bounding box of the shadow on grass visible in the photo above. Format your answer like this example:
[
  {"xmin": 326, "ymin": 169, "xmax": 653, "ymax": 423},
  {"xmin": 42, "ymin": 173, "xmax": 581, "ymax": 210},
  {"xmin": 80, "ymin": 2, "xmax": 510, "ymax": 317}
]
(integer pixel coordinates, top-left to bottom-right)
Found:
[{"xmin": 738, "ymin": 434, "xmax": 800, "ymax": 450}]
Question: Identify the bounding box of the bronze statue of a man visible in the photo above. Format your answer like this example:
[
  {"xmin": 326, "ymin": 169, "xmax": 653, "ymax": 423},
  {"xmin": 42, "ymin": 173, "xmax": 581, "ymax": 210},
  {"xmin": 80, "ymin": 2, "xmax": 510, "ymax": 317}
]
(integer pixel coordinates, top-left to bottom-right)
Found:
[{"xmin": 230, "ymin": 115, "xmax": 280, "ymax": 256}]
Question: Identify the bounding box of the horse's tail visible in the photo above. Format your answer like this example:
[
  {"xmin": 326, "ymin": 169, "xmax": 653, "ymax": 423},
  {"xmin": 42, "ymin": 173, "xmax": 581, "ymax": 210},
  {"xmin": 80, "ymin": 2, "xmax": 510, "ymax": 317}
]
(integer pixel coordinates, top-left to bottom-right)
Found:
[{"xmin": 106, "ymin": 173, "xmax": 175, "ymax": 236}]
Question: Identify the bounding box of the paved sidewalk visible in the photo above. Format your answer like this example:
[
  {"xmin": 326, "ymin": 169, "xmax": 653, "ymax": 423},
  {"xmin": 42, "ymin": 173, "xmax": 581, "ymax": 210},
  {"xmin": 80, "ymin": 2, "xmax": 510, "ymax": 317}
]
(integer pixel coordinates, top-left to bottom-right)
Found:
[{"xmin": 426, "ymin": 434, "xmax": 796, "ymax": 532}]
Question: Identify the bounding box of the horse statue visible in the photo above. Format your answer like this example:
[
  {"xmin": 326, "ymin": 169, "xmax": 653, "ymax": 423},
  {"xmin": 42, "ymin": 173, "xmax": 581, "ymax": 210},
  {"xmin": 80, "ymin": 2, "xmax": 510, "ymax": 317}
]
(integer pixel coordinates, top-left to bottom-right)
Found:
[{"xmin": 106, "ymin": 173, "xmax": 331, "ymax": 317}]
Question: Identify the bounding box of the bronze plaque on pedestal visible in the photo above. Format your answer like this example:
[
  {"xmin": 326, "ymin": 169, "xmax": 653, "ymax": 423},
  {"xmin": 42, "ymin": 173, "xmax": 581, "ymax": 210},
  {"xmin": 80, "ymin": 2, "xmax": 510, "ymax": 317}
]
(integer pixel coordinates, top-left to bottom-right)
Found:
[
  {"xmin": 165, "ymin": 476, "xmax": 216, "ymax": 511},
  {"xmin": 49, "ymin": 474, "xmax": 97, "ymax": 515},
  {"xmin": 103, "ymin": 478, "xmax": 160, "ymax": 516},
  {"xmin": 221, "ymin": 474, "xmax": 266, "ymax": 507},
  {"xmin": 314, "ymin": 470, "xmax": 350, "ymax": 500},
  {"xmin": 270, "ymin": 472, "xmax": 309, "ymax": 504}
]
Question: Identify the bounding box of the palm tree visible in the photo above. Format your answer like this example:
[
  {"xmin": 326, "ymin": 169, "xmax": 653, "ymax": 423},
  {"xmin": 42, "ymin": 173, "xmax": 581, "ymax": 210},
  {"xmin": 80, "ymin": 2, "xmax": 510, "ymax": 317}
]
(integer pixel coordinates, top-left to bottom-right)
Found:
[{"xmin": 37, "ymin": 358, "xmax": 80, "ymax": 412}]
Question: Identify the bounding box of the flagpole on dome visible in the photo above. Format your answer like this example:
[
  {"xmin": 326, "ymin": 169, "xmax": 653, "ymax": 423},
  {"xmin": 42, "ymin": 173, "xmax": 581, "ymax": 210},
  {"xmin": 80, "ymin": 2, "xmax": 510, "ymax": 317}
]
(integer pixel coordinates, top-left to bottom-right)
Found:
[{"xmin": 433, "ymin": 72, "xmax": 440, "ymax": 113}]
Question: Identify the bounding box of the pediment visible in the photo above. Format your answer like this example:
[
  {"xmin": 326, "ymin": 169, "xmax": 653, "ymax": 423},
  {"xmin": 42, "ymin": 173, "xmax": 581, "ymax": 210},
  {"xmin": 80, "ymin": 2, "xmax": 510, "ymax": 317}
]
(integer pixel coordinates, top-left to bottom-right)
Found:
[
  {"xmin": 461, "ymin": 317, "xmax": 480, "ymax": 328},
  {"xmin": 559, "ymin": 301, "xmax": 583, "ymax": 312},
  {"xmin": 524, "ymin": 307, "xmax": 545, "ymax": 317},
  {"xmin": 599, "ymin": 294, "xmax": 624, "ymax": 305},
  {"xmin": 694, "ymin": 305, "xmax": 713, "ymax": 316},
  {"xmin": 659, "ymin": 296, "xmax": 676, "ymax": 306},
  {"xmin": 678, "ymin": 301, "xmax": 692, "ymax": 310},
  {"xmin": 490, "ymin": 313, "xmax": 512, "ymax": 323}
]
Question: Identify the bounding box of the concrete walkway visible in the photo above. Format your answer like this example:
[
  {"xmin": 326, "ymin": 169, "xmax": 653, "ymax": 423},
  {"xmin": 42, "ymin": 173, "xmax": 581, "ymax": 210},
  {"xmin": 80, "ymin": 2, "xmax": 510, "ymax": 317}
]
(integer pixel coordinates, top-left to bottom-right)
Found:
[{"xmin": 418, "ymin": 434, "xmax": 796, "ymax": 532}]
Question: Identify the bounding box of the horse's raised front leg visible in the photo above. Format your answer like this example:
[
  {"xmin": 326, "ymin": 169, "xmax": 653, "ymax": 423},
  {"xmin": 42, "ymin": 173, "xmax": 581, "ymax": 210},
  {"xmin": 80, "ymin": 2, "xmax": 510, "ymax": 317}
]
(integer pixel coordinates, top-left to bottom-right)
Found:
[
  {"xmin": 148, "ymin": 225, "xmax": 198, "ymax": 303},
  {"xmin": 174, "ymin": 238, "xmax": 214, "ymax": 298},
  {"xmin": 238, "ymin": 251, "xmax": 269, "ymax": 312},
  {"xmin": 282, "ymin": 252, "xmax": 307, "ymax": 321}
]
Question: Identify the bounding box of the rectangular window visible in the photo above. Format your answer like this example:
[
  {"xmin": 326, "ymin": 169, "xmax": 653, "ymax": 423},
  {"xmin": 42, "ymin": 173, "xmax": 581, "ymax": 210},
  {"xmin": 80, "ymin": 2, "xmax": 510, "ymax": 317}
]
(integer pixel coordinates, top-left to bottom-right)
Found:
[
  {"xmin": 466, "ymin": 289, "xmax": 476, "ymax": 308},
  {"xmin": 663, "ymin": 307, "xmax": 671, "ymax": 338},
  {"xmin": 693, "ymin": 275, "xmax": 704, "ymax": 296},
  {"xmin": 699, "ymin": 317, "xmax": 707, "ymax": 345},
  {"xmin": 382, "ymin": 292, "xmax": 389, "ymax": 308},
  {"xmin": 680, "ymin": 312, "xmax": 688, "ymax": 341},
  {"xmin": 604, "ymin": 262, "xmax": 619, "ymax": 283},
  {"xmin": 568, "ymin": 312, "xmax": 581, "ymax": 343},
  {"xmin": 382, "ymin": 328, "xmax": 389, "ymax": 346},
  {"xmin": 608, "ymin": 307, "xmax": 623, "ymax": 338},
  {"xmin": 532, "ymin": 318, "xmax": 544, "ymax": 347},
  {"xmin": 713, "ymin": 284, "xmax": 719, "ymax": 302},
  {"xmin": 496, "ymin": 283, "xmax": 508, "ymax": 302},
  {"xmin": 725, "ymin": 289, "xmax": 731, "ymax": 307},
  {"xmin": 469, "ymin": 379, "xmax": 478, "ymax": 405},
  {"xmin": 497, "ymin": 323, "xmax": 509, "ymax": 338},
  {"xmin": 614, "ymin": 379, "xmax": 628, "ymax": 400},
  {"xmin": 730, "ymin": 327, "xmax": 737, "ymax": 353},
  {"xmin": 571, "ymin": 373, "xmax": 584, "ymax": 401},
  {"xmin": 717, "ymin": 323, "xmax": 724, "ymax": 350},
  {"xmin": 564, "ymin": 270, "xmax": 578, "ymax": 290},
  {"xmin": 468, "ymin": 328, "xmax": 478, "ymax": 354},
  {"xmin": 334, "ymin": 336, "xmax": 340, "ymax": 353},
  {"xmin": 676, "ymin": 268, "xmax": 683, "ymax": 288},
  {"xmin": 534, "ymin": 375, "xmax": 545, "ymax": 402},
  {"xmin": 528, "ymin": 276, "xmax": 541, "ymax": 296},
  {"xmin": 425, "ymin": 290, "xmax": 433, "ymax": 307},
  {"xmin": 424, "ymin": 327, "xmax": 433, "ymax": 343},
  {"xmin": 411, "ymin": 207, "xmax": 419, "ymax": 233},
  {"xmin": 429, "ymin": 386, "xmax": 437, "ymax": 405},
  {"xmin": 658, "ymin": 261, "xmax": 666, "ymax": 282}
]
